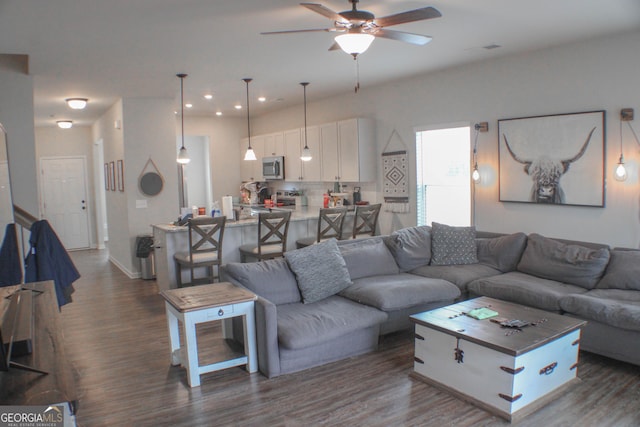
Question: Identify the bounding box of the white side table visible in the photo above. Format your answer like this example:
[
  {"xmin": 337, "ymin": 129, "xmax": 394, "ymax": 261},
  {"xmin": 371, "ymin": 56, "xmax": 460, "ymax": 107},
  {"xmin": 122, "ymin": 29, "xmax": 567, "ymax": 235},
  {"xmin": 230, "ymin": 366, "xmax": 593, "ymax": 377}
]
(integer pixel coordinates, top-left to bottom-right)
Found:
[{"xmin": 161, "ymin": 282, "xmax": 257, "ymax": 387}]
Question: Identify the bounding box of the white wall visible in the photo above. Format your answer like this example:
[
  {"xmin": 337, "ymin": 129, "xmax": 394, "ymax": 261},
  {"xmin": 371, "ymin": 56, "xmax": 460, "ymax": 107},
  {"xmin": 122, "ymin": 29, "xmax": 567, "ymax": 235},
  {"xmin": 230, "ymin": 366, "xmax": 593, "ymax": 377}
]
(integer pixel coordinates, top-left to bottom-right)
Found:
[
  {"xmin": 0, "ymin": 55, "xmax": 39, "ymax": 216},
  {"xmin": 253, "ymin": 30, "xmax": 640, "ymax": 248}
]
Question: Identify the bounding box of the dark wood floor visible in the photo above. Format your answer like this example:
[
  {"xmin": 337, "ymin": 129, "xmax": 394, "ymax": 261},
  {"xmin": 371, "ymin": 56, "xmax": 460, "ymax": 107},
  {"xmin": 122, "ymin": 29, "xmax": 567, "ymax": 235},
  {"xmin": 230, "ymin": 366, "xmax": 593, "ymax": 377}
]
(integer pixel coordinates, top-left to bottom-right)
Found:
[{"xmin": 57, "ymin": 249, "xmax": 640, "ymax": 427}]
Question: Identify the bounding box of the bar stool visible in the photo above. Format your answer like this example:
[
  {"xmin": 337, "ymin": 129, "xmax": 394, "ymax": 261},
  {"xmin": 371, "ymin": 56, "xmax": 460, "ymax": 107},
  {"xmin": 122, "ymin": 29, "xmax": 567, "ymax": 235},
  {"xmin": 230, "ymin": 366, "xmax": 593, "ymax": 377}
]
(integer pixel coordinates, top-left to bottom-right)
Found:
[
  {"xmin": 351, "ymin": 203, "xmax": 381, "ymax": 239},
  {"xmin": 174, "ymin": 216, "xmax": 226, "ymax": 287},
  {"xmin": 296, "ymin": 207, "xmax": 348, "ymax": 248},
  {"xmin": 239, "ymin": 210, "xmax": 291, "ymax": 262}
]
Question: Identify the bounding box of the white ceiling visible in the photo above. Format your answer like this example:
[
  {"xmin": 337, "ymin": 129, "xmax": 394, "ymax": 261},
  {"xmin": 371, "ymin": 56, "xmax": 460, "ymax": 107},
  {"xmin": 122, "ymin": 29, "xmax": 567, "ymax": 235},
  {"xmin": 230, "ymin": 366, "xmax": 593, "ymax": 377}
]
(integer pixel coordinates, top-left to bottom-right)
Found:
[{"xmin": 1, "ymin": 0, "xmax": 639, "ymax": 127}]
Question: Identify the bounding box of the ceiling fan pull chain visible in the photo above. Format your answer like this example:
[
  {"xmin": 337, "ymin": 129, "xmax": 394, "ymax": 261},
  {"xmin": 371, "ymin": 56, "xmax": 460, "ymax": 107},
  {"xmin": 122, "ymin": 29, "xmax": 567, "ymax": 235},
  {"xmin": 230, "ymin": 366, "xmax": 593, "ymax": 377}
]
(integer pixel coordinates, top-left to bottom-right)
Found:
[{"xmin": 354, "ymin": 54, "xmax": 360, "ymax": 93}]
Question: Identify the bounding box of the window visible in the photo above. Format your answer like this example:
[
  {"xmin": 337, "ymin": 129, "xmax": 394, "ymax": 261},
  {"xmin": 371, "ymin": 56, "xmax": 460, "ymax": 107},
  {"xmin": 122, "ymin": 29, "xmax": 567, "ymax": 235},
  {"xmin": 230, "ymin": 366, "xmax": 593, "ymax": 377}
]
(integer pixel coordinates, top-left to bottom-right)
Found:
[{"xmin": 416, "ymin": 126, "xmax": 471, "ymax": 226}]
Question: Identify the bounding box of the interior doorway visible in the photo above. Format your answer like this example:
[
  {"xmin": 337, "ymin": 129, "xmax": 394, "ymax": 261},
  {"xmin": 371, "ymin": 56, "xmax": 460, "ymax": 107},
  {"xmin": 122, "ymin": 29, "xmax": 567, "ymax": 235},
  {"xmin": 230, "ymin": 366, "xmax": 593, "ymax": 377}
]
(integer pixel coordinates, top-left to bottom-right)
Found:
[
  {"xmin": 40, "ymin": 156, "xmax": 91, "ymax": 250},
  {"xmin": 416, "ymin": 125, "xmax": 471, "ymax": 227}
]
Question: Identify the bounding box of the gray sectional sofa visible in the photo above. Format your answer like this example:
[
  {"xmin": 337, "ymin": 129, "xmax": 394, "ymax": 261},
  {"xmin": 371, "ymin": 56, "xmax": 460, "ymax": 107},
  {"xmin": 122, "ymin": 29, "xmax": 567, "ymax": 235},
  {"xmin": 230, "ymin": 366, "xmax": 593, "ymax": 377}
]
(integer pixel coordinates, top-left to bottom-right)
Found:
[{"xmin": 220, "ymin": 223, "xmax": 640, "ymax": 378}]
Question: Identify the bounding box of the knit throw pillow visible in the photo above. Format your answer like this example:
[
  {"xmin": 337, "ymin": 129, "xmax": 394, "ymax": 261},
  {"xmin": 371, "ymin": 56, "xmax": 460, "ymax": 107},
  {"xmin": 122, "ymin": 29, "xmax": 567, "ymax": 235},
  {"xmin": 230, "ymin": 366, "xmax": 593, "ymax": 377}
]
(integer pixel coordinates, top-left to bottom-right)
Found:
[{"xmin": 430, "ymin": 222, "xmax": 478, "ymax": 266}]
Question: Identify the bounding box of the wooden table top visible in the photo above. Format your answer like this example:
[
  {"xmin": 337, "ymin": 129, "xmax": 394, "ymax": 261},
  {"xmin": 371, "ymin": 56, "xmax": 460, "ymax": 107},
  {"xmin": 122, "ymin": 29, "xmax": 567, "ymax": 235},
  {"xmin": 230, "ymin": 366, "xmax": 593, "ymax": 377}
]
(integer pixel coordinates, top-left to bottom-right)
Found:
[
  {"xmin": 411, "ymin": 297, "xmax": 586, "ymax": 356},
  {"xmin": 161, "ymin": 282, "xmax": 256, "ymax": 313}
]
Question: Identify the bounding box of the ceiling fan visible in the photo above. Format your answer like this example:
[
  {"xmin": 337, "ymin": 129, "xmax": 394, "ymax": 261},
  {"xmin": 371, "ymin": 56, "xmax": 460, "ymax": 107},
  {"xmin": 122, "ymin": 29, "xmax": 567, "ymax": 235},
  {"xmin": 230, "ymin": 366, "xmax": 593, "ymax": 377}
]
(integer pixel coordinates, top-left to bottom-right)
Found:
[{"xmin": 262, "ymin": 0, "xmax": 442, "ymax": 57}]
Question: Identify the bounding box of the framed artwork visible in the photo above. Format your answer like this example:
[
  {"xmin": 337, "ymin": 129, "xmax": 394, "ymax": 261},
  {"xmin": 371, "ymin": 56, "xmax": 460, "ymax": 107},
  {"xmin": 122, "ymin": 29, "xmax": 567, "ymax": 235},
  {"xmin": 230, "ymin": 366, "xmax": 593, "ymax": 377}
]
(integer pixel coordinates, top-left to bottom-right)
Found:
[
  {"xmin": 109, "ymin": 161, "xmax": 116, "ymax": 191},
  {"xmin": 104, "ymin": 163, "xmax": 109, "ymax": 191},
  {"xmin": 498, "ymin": 110, "xmax": 605, "ymax": 207},
  {"xmin": 117, "ymin": 160, "xmax": 124, "ymax": 192}
]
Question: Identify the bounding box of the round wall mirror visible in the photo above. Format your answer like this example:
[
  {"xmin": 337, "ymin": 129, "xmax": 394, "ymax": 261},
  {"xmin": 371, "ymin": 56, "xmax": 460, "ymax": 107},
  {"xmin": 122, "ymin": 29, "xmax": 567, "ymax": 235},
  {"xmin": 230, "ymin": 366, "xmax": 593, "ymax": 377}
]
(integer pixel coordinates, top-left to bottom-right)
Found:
[{"xmin": 139, "ymin": 171, "xmax": 163, "ymax": 196}]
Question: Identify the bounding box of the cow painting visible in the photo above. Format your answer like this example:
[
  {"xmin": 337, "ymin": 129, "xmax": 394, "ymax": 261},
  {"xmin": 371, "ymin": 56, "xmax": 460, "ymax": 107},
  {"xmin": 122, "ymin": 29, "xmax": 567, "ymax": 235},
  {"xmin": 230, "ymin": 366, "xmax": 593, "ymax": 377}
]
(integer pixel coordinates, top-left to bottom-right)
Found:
[{"xmin": 502, "ymin": 127, "xmax": 596, "ymax": 204}]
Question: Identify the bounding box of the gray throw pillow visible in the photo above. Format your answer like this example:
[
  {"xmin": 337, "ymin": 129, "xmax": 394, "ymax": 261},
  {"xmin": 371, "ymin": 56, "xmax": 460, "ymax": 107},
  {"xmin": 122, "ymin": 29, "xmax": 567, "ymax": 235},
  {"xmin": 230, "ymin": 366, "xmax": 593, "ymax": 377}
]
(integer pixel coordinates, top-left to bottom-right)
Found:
[
  {"xmin": 222, "ymin": 258, "xmax": 301, "ymax": 305},
  {"xmin": 517, "ymin": 233, "xmax": 610, "ymax": 289},
  {"xmin": 430, "ymin": 222, "xmax": 478, "ymax": 266},
  {"xmin": 597, "ymin": 249, "xmax": 640, "ymax": 291},
  {"xmin": 339, "ymin": 238, "xmax": 399, "ymax": 280},
  {"xmin": 384, "ymin": 226, "xmax": 432, "ymax": 271},
  {"xmin": 477, "ymin": 232, "xmax": 528, "ymax": 272},
  {"xmin": 285, "ymin": 239, "xmax": 352, "ymax": 304}
]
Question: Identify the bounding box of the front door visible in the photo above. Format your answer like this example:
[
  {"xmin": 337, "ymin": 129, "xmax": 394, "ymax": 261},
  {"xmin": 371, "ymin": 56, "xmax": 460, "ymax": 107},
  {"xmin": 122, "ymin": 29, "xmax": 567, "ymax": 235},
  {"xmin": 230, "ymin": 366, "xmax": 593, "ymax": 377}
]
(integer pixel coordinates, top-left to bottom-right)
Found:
[{"xmin": 41, "ymin": 157, "xmax": 90, "ymax": 250}]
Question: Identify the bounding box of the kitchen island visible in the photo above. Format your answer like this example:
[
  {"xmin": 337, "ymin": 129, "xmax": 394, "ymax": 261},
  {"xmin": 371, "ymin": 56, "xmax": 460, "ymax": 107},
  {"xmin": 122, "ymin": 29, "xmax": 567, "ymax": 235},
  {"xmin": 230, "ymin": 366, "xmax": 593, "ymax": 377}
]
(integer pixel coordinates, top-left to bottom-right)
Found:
[{"xmin": 152, "ymin": 206, "xmax": 353, "ymax": 292}]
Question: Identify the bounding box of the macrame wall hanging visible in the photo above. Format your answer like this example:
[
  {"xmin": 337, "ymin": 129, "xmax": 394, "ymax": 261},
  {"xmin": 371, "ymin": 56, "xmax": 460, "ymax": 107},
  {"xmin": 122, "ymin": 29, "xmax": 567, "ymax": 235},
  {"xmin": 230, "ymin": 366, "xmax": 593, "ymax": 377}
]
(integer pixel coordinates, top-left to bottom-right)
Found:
[{"xmin": 382, "ymin": 130, "xmax": 409, "ymax": 213}]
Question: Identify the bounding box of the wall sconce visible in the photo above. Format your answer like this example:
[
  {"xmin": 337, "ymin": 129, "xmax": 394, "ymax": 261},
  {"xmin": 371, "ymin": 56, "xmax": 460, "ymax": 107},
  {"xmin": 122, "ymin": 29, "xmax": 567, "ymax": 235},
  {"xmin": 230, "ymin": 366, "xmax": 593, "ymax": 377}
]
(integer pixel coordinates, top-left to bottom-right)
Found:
[
  {"xmin": 243, "ymin": 78, "xmax": 257, "ymax": 161},
  {"xmin": 472, "ymin": 122, "xmax": 488, "ymax": 183}
]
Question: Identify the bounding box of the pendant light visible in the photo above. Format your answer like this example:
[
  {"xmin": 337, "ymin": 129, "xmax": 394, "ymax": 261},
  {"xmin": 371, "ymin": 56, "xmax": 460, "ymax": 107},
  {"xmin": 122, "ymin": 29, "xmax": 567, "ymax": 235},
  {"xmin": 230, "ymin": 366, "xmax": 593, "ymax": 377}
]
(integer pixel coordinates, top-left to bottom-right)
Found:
[
  {"xmin": 300, "ymin": 82, "xmax": 312, "ymax": 162},
  {"xmin": 471, "ymin": 124, "xmax": 481, "ymax": 183},
  {"xmin": 243, "ymin": 78, "xmax": 257, "ymax": 161},
  {"xmin": 176, "ymin": 73, "xmax": 191, "ymax": 164}
]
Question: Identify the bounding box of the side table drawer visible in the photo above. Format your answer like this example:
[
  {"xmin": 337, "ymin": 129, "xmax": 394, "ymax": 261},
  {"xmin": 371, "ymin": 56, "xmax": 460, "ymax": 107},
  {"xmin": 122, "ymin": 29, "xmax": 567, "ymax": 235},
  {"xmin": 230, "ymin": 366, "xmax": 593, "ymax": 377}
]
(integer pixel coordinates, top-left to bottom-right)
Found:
[{"xmin": 206, "ymin": 304, "xmax": 234, "ymax": 319}]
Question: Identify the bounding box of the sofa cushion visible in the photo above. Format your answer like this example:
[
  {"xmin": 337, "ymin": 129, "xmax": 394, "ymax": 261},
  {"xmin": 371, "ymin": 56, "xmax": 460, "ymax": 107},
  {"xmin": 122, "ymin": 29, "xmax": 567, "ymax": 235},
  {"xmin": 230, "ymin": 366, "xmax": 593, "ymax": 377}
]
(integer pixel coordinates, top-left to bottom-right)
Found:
[
  {"xmin": 477, "ymin": 232, "xmax": 528, "ymax": 272},
  {"xmin": 285, "ymin": 239, "xmax": 352, "ymax": 304},
  {"xmin": 384, "ymin": 226, "xmax": 432, "ymax": 271},
  {"xmin": 517, "ymin": 233, "xmax": 610, "ymax": 289},
  {"xmin": 468, "ymin": 271, "xmax": 588, "ymax": 312},
  {"xmin": 430, "ymin": 222, "xmax": 478, "ymax": 266},
  {"xmin": 276, "ymin": 296, "xmax": 388, "ymax": 350},
  {"xmin": 410, "ymin": 263, "xmax": 501, "ymax": 293},
  {"xmin": 222, "ymin": 258, "xmax": 300, "ymax": 305},
  {"xmin": 339, "ymin": 238, "xmax": 399, "ymax": 280},
  {"xmin": 339, "ymin": 273, "xmax": 460, "ymax": 311},
  {"xmin": 559, "ymin": 289, "xmax": 640, "ymax": 332},
  {"xmin": 597, "ymin": 249, "xmax": 640, "ymax": 291}
]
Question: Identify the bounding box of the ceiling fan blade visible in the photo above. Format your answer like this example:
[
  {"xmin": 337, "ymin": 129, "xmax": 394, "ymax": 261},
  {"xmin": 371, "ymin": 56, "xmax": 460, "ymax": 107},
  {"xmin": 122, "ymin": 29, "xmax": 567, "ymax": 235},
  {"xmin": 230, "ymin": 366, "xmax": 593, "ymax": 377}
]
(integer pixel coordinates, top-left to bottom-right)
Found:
[
  {"xmin": 373, "ymin": 29, "xmax": 432, "ymax": 46},
  {"xmin": 328, "ymin": 42, "xmax": 341, "ymax": 51},
  {"xmin": 261, "ymin": 28, "xmax": 335, "ymax": 35},
  {"xmin": 374, "ymin": 6, "xmax": 442, "ymax": 27},
  {"xmin": 301, "ymin": 3, "xmax": 347, "ymax": 23}
]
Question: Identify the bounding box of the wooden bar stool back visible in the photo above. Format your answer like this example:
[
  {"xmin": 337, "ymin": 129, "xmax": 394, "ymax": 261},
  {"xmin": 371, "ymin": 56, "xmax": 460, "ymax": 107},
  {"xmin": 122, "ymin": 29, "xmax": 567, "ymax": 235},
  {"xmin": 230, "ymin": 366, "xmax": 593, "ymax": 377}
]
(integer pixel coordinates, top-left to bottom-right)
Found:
[
  {"xmin": 351, "ymin": 203, "xmax": 381, "ymax": 239},
  {"xmin": 174, "ymin": 216, "xmax": 226, "ymax": 287},
  {"xmin": 296, "ymin": 207, "xmax": 348, "ymax": 248},
  {"xmin": 239, "ymin": 210, "xmax": 291, "ymax": 262}
]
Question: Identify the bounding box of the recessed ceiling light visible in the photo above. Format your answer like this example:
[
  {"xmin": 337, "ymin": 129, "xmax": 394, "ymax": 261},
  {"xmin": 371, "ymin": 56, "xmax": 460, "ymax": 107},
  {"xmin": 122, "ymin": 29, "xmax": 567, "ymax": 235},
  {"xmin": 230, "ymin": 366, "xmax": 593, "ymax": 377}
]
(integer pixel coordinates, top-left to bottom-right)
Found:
[
  {"xmin": 234, "ymin": 104, "xmax": 242, "ymax": 110},
  {"xmin": 258, "ymin": 96, "xmax": 266, "ymax": 102},
  {"xmin": 66, "ymin": 98, "xmax": 88, "ymax": 109},
  {"xmin": 216, "ymin": 111, "xmax": 222, "ymax": 116},
  {"xmin": 57, "ymin": 120, "xmax": 73, "ymax": 129},
  {"xmin": 204, "ymin": 94, "xmax": 213, "ymax": 100},
  {"xmin": 185, "ymin": 103, "xmax": 193, "ymax": 108}
]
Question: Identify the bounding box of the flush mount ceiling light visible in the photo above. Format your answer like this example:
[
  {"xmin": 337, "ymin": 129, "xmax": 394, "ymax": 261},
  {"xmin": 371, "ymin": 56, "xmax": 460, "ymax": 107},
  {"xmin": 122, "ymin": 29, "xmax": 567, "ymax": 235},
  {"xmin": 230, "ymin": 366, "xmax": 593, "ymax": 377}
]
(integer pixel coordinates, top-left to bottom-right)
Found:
[
  {"xmin": 300, "ymin": 82, "xmax": 312, "ymax": 162},
  {"xmin": 243, "ymin": 78, "xmax": 257, "ymax": 161},
  {"xmin": 66, "ymin": 98, "xmax": 88, "ymax": 110},
  {"xmin": 56, "ymin": 120, "xmax": 73, "ymax": 129},
  {"xmin": 176, "ymin": 73, "xmax": 191, "ymax": 165}
]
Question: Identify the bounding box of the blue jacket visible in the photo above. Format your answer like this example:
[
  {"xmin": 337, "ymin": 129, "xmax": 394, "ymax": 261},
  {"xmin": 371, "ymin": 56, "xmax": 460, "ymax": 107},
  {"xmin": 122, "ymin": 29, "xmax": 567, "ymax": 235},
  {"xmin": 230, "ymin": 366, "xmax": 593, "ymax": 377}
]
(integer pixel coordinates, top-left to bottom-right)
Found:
[
  {"xmin": 0, "ymin": 223, "xmax": 22, "ymax": 286},
  {"xmin": 24, "ymin": 220, "xmax": 80, "ymax": 307}
]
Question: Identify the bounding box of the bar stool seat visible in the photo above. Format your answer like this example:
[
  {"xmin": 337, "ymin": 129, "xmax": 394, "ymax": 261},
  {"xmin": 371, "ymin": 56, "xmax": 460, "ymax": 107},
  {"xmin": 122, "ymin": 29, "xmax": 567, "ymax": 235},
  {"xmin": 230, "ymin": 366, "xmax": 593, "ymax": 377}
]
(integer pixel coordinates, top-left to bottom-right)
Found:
[
  {"xmin": 296, "ymin": 207, "xmax": 348, "ymax": 248},
  {"xmin": 239, "ymin": 210, "xmax": 291, "ymax": 262},
  {"xmin": 174, "ymin": 216, "xmax": 226, "ymax": 287}
]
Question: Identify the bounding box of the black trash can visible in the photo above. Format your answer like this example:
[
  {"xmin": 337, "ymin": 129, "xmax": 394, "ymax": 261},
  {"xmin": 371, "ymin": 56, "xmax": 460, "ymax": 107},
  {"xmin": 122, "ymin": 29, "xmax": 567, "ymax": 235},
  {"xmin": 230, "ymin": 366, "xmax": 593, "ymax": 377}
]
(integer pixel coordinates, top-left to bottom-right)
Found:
[{"xmin": 136, "ymin": 234, "xmax": 155, "ymax": 280}]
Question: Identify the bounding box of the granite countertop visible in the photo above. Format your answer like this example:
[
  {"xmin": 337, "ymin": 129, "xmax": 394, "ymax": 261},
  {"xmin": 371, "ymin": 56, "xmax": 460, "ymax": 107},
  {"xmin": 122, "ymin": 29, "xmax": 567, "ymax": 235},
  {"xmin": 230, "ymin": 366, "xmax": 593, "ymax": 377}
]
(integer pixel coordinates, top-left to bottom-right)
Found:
[{"xmin": 153, "ymin": 206, "xmax": 327, "ymax": 232}]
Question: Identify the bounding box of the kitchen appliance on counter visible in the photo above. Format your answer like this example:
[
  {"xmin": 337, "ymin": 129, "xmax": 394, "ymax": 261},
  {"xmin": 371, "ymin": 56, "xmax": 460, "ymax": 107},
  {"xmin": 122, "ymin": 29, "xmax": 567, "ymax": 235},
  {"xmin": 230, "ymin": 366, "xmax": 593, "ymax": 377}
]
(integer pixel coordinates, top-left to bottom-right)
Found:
[
  {"xmin": 262, "ymin": 156, "xmax": 284, "ymax": 180},
  {"xmin": 240, "ymin": 181, "xmax": 267, "ymax": 205}
]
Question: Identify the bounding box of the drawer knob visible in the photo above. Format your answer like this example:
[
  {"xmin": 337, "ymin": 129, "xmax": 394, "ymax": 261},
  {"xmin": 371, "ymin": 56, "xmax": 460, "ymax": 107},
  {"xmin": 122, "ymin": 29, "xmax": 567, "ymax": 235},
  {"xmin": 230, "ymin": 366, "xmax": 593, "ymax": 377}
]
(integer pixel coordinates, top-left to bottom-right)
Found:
[{"xmin": 218, "ymin": 308, "xmax": 224, "ymax": 316}]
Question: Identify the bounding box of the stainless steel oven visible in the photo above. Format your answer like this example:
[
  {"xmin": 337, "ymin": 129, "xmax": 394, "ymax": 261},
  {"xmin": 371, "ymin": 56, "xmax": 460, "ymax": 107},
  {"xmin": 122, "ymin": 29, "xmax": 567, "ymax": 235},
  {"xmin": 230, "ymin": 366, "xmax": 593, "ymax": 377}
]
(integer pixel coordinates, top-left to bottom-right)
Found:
[{"xmin": 262, "ymin": 156, "xmax": 284, "ymax": 180}]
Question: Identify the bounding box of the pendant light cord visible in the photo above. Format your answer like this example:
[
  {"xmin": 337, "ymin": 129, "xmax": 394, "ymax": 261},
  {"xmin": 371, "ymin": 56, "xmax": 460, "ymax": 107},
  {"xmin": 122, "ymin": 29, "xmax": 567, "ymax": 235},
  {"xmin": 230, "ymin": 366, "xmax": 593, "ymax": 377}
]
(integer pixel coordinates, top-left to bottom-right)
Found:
[
  {"xmin": 302, "ymin": 82, "xmax": 309, "ymax": 149},
  {"xmin": 180, "ymin": 75, "xmax": 185, "ymax": 150},
  {"xmin": 244, "ymin": 78, "xmax": 252, "ymax": 149}
]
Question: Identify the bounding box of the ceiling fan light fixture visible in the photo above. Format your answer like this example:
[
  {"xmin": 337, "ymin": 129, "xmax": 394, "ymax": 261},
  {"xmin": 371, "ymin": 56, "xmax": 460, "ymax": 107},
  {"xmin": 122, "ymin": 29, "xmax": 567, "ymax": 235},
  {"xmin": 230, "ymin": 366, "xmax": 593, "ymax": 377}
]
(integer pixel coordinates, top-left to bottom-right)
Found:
[{"xmin": 335, "ymin": 32, "xmax": 374, "ymax": 55}]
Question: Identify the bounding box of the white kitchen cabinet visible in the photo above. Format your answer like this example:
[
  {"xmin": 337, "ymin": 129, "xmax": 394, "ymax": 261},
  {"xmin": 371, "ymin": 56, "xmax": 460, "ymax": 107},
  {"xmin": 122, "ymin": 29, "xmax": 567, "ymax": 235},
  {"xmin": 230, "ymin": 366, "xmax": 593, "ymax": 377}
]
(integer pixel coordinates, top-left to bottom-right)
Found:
[
  {"xmin": 284, "ymin": 127, "xmax": 321, "ymax": 182},
  {"xmin": 263, "ymin": 132, "xmax": 284, "ymax": 157},
  {"xmin": 322, "ymin": 118, "xmax": 376, "ymax": 183},
  {"xmin": 240, "ymin": 136, "xmax": 265, "ymax": 181}
]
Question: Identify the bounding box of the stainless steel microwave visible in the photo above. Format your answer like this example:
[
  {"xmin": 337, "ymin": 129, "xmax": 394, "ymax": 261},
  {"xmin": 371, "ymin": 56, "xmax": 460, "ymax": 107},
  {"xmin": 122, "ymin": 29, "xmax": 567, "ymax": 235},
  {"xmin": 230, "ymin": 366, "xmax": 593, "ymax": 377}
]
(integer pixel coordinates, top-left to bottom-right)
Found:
[{"xmin": 262, "ymin": 156, "xmax": 284, "ymax": 180}]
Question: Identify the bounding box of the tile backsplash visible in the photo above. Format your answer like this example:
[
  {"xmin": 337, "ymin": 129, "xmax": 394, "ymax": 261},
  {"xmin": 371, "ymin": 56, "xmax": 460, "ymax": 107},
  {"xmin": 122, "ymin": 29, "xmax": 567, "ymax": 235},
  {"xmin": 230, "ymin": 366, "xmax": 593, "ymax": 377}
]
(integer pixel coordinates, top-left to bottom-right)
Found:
[{"xmin": 269, "ymin": 181, "xmax": 377, "ymax": 206}]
